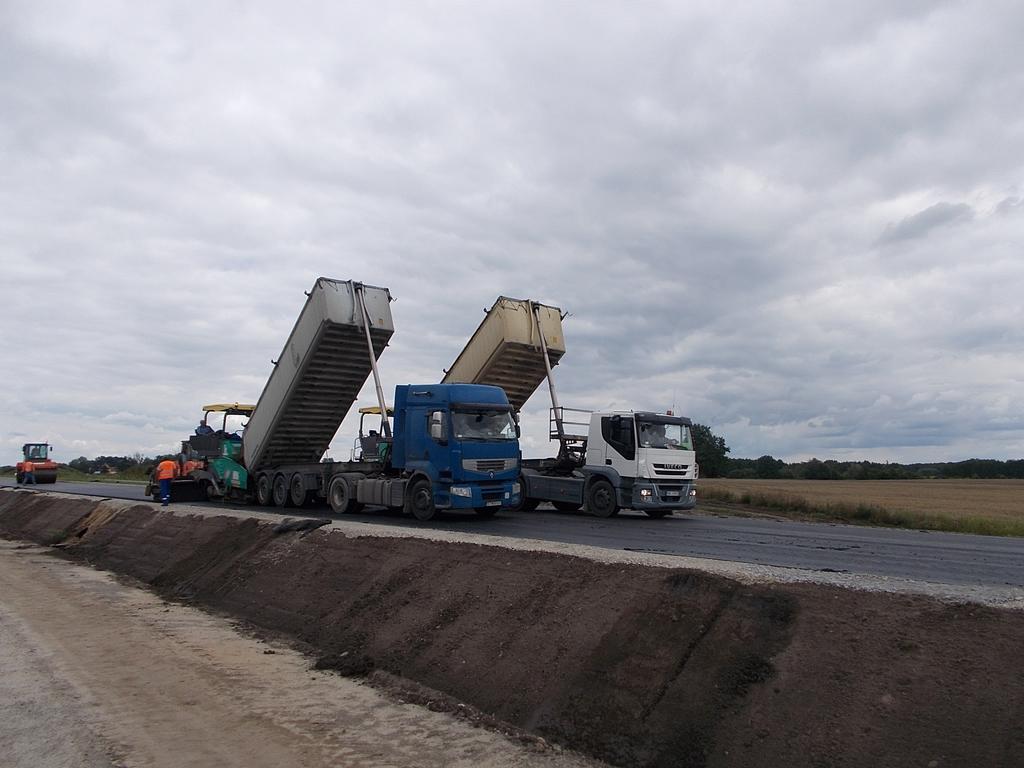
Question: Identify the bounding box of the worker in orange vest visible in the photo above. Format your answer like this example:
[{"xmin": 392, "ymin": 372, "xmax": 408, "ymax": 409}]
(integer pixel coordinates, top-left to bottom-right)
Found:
[
  {"xmin": 21, "ymin": 460, "xmax": 36, "ymax": 485},
  {"xmin": 155, "ymin": 458, "xmax": 179, "ymax": 506}
]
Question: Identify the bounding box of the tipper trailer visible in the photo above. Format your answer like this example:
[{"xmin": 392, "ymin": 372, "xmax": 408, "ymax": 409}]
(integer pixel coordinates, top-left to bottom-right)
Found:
[
  {"xmin": 152, "ymin": 278, "xmax": 521, "ymax": 520},
  {"xmin": 442, "ymin": 297, "xmax": 698, "ymax": 517}
]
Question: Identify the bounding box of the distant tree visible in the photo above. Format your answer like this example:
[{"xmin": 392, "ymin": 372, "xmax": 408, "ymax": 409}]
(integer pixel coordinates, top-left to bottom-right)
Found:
[
  {"xmin": 726, "ymin": 467, "xmax": 757, "ymax": 478},
  {"xmin": 724, "ymin": 457, "xmax": 755, "ymax": 478},
  {"xmin": 691, "ymin": 424, "xmax": 730, "ymax": 477},
  {"xmin": 845, "ymin": 461, "xmax": 869, "ymax": 480},
  {"xmin": 710, "ymin": 455, "xmax": 1024, "ymax": 481},
  {"xmin": 69, "ymin": 456, "xmax": 93, "ymax": 472},
  {"xmin": 754, "ymin": 454, "xmax": 784, "ymax": 479},
  {"xmin": 803, "ymin": 458, "xmax": 834, "ymax": 480}
]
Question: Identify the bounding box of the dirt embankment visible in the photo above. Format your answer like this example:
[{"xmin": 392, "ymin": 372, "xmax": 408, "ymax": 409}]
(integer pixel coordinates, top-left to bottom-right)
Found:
[{"xmin": 2, "ymin": 489, "xmax": 1023, "ymax": 768}]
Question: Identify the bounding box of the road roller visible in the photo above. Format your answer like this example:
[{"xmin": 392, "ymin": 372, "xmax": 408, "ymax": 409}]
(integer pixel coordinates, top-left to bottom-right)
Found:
[{"xmin": 16, "ymin": 443, "xmax": 58, "ymax": 484}]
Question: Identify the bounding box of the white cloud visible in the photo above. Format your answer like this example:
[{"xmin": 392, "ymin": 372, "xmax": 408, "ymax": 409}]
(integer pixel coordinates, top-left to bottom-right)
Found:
[{"xmin": 1, "ymin": 1, "xmax": 1023, "ymax": 465}]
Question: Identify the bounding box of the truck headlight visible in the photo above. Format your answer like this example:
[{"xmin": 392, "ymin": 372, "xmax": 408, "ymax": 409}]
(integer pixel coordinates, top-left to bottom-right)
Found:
[
  {"xmin": 689, "ymin": 489, "xmax": 697, "ymax": 497},
  {"xmin": 450, "ymin": 486, "xmax": 472, "ymax": 498},
  {"xmin": 639, "ymin": 488, "xmax": 652, "ymax": 498},
  {"xmin": 511, "ymin": 482, "xmax": 520, "ymax": 495}
]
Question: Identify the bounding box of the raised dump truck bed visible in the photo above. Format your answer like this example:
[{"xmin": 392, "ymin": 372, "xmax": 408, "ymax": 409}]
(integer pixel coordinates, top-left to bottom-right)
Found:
[
  {"xmin": 442, "ymin": 297, "xmax": 565, "ymax": 411},
  {"xmin": 242, "ymin": 279, "xmax": 394, "ymax": 471}
]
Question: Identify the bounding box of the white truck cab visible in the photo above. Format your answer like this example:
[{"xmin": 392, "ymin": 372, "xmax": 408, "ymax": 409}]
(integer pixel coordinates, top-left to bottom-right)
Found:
[{"xmin": 582, "ymin": 411, "xmax": 698, "ymax": 516}]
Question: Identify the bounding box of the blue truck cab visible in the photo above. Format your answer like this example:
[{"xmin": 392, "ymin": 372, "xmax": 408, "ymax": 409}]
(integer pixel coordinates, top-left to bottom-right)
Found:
[{"xmin": 392, "ymin": 383, "xmax": 521, "ymax": 516}]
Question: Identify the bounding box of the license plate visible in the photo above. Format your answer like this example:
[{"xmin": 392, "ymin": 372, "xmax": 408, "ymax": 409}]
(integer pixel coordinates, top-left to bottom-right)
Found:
[{"xmin": 486, "ymin": 500, "xmax": 501, "ymax": 507}]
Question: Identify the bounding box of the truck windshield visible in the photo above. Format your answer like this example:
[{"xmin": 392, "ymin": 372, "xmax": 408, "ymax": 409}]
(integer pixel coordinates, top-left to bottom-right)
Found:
[
  {"xmin": 451, "ymin": 410, "xmax": 517, "ymax": 441},
  {"xmin": 637, "ymin": 421, "xmax": 693, "ymax": 450}
]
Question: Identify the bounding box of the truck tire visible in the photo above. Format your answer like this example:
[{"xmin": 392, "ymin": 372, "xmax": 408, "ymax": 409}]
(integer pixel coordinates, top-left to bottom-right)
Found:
[
  {"xmin": 508, "ymin": 491, "xmax": 538, "ymax": 512},
  {"xmin": 272, "ymin": 473, "xmax": 293, "ymax": 507},
  {"xmin": 289, "ymin": 473, "xmax": 308, "ymax": 507},
  {"xmin": 404, "ymin": 478, "xmax": 437, "ymax": 522},
  {"xmin": 505, "ymin": 472, "xmax": 538, "ymax": 512},
  {"xmin": 328, "ymin": 476, "xmax": 363, "ymax": 515},
  {"xmin": 255, "ymin": 474, "xmax": 274, "ymax": 506},
  {"xmin": 586, "ymin": 479, "xmax": 619, "ymax": 518},
  {"xmin": 552, "ymin": 501, "xmax": 582, "ymax": 512}
]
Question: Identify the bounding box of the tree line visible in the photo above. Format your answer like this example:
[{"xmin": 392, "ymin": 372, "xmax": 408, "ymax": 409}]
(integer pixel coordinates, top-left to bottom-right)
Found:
[
  {"xmin": 690, "ymin": 424, "xmax": 1024, "ymax": 480},
  {"xmin": 67, "ymin": 454, "xmax": 175, "ymax": 474}
]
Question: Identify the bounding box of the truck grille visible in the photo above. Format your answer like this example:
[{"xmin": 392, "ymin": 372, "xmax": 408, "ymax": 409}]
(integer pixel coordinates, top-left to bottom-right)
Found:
[
  {"xmin": 652, "ymin": 463, "xmax": 690, "ymax": 476},
  {"xmin": 462, "ymin": 458, "xmax": 517, "ymax": 473}
]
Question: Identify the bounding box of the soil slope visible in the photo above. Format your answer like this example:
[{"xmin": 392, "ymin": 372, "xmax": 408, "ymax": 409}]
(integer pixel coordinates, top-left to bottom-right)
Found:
[{"xmin": 2, "ymin": 489, "xmax": 1023, "ymax": 768}]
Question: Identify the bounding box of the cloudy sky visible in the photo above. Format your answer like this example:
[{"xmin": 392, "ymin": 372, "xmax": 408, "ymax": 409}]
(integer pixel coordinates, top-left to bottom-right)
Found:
[{"xmin": 2, "ymin": 0, "xmax": 1023, "ymax": 467}]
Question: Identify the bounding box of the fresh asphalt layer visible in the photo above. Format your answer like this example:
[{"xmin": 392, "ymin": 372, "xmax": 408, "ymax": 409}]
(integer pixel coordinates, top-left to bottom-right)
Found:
[{"xmin": 3, "ymin": 478, "xmax": 1023, "ymax": 589}]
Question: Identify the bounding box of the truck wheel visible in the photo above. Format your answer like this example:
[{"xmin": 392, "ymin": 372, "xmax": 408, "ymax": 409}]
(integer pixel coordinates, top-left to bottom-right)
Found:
[
  {"xmin": 15, "ymin": 472, "xmax": 23, "ymax": 484},
  {"xmin": 508, "ymin": 492, "xmax": 538, "ymax": 512},
  {"xmin": 552, "ymin": 501, "xmax": 582, "ymax": 512},
  {"xmin": 289, "ymin": 473, "xmax": 308, "ymax": 507},
  {"xmin": 328, "ymin": 476, "xmax": 362, "ymax": 515},
  {"xmin": 272, "ymin": 474, "xmax": 293, "ymax": 507},
  {"xmin": 644, "ymin": 509, "xmax": 671, "ymax": 518},
  {"xmin": 255, "ymin": 474, "xmax": 274, "ymax": 506},
  {"xmin": 586, "ymin": 479, "xmax": 619, "ymax": 518},
  {"xmin": 404, "ymin": 478, "xmax": 436, "ymax": 522}
]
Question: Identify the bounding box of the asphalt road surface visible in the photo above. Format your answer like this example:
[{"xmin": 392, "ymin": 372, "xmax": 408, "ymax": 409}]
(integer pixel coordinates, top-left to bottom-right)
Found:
[
  {"xmin": 3, "ymin": 478, "xmax": 1023, "ymax": 589},
  {"xmin": 0, "ymin": 478, "xmax": 153, "ymax": 502}
]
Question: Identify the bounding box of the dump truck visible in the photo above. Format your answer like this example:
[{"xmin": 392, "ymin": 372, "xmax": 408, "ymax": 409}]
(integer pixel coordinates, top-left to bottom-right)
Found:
[
  {"xmin": 152, "ymin": 278, "xmax": 521, "ymax": 521},
  {"xmin": 442, "ymin": 297, "xmax": 698, "ymax": 518},
  {"xmin": 16, "ymin": 443, "xmax": 58, "ymax": 484}
]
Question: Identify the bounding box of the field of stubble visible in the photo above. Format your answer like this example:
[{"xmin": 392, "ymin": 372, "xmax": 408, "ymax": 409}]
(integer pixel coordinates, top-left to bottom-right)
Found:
[{"xmin": 698, "ymin": 478, "xmax": 1024, "ymax": 536}]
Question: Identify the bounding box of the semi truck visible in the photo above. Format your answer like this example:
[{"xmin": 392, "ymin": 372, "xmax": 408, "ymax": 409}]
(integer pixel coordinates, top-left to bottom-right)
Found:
[
  {"xmin": 151, "ymin": 278, "xmax": 521, "ymax": 521},
  {"xmin": 442, "ymin": 297, "xmax": 698, "ymax": 518}
]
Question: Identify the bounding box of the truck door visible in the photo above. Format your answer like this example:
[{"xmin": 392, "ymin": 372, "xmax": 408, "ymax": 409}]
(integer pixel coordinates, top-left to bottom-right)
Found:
[
  {"xmin": 599, "ymin": 415, "xmax": 637, "ymax": 479},
  {"xmin": 406, "ymin": 407, "xmax": 452, "ymax": 480}
]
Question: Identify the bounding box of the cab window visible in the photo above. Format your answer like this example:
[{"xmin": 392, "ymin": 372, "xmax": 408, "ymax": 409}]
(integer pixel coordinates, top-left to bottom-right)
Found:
[{"xmin": 601, "ymin": 416, "xmax": 635, "ymax": 460}]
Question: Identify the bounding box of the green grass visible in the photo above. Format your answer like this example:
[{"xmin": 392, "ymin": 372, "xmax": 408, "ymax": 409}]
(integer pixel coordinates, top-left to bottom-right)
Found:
[
  {"xmin": 698, "ymin": 484, "xmax": 1024, "ymax": 538},
  {"xmin": 0, "ymin": 465, "xmax": 149, "ymax": 484}
]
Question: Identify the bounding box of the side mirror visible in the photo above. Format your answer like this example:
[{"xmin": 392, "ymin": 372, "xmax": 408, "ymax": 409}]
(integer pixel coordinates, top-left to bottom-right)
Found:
[
  {"xmin": 429, "ymin": 412, "xmax": 447, "ymax": 444},
  {"xmin": 515, "ymin": 424, "xmax": 521, "ymax": 438}
]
